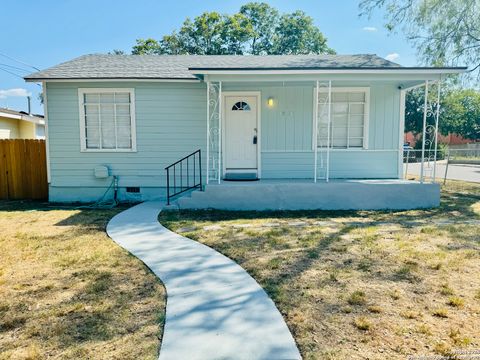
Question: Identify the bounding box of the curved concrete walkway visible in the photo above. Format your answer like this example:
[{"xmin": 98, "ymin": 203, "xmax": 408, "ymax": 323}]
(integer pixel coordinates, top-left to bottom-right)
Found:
[{"xmin": 107, "ymin": 201, "xmax": 301, "ymax": 360}]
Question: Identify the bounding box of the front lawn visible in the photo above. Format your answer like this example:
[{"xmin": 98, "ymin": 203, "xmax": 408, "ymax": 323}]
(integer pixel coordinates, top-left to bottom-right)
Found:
[
  {"xmin": 0, "ymin": 202, "xmax": 165, "ymax": 359},
  {"xmin": 159, "ymin": 180, "xmax": 480, "ymax": 360}
]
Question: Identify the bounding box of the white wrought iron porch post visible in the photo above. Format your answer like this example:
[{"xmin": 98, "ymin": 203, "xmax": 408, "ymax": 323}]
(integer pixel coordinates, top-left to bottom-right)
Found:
[
  {"xmin": 218, "ymin": 81, "xmax": 222, "ymax": 184},
  {"xmin": 206, "ymin": 81, "xmax": 210, "ymax": 185},
  {"xmin": 326, "ymin": 80, "xmax": 332, "ymax": 182},
  {"xmin": 420, "ymin": 80, "xmax": 429, "ymax": 183},
  {"xmin": 314, "ymin": 81, "xmax": 319, "ymax": 183},
  {"xmin": 433, "ymin": 80, "xmax": 441, "ymax": 182}
]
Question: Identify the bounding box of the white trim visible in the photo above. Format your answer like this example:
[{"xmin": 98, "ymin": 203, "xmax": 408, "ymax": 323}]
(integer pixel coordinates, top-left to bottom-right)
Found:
[
  {"xmin": 42, "ymin": 82, "xmax": 51, "ymax": 183},
  {"xmin": 326, "ymin": 81, "xmax": 332, "ymax": 182},
  {"xmin": 206, "ymin": 81, "xmax": 210, "ymax": 185},
  {"xmin": 205, "ymin": 81, "xmax": 210, "ymax": 185},
  {"xmin": 316, "ymin": 86, "xmax": 370, "ymax": 150},
  {"xmin": 0, "ymin": 111, "xmax": 44, "ymax": 124},
  {"xmin": 420, "ymin": 81, "xmax": 428, "ymax": 183},
  {"xmin": 433, "ymin": 80, "xmax": 441, "ymax": 182},
  {"xmin": 192, "ymin": 69, "xmax": 466, "ymax": 76},
  {"xmin": 313, "ymin": 81, "xmax": 319, "ymax": 182},
  {"xmin": 221, "ymin": 91, "xmax": 262, "ymax": 179},
  {"xmin": 398, "ymin": 89, "xmax": 406, "ymax": 179},
  {"xmin": 27, "ymin": 78, "xmax": 201, "ymax": 83},
  {"xmin": 218, "ymin": 82, "xmax": 222, "ymax": 184},
  {"xmin": 78, "ymin": 88, "xmax": 137, "ymax": 152},
  {"xmin": 262, "ymin": 149, "xmax": 398, "ymax": 153},
  {"xmin": 401, "ymin": 80, "xmax": 440, "ymax": 91}
]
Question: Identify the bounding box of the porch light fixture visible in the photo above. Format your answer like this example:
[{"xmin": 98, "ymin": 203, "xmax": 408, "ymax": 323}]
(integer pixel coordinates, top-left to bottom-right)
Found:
[{"xmin": 267, "ymin": 97, "xmax": 274, "ymax": 107}]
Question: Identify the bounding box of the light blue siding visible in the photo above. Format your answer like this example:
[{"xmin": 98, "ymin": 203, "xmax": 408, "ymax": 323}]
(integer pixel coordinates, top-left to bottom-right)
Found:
[
  {"xmin": 223, "ymin": 83, "xmax": 313, "ymax": 151},
  {"xmin": 46, "ymin": 80, "xmax": 401, "ymax": 201},
  {"xmin": 46, "ymin": 82, "xmax": 207, "ymax": 200},
  {"xmin": 226, "ymin": 82, "xmax": 401, "ymax": 179}
]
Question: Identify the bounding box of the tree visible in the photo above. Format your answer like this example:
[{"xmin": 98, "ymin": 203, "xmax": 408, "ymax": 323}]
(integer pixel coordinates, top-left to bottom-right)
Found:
[
  {"xmin": 359, "ymin": 0, "xmax": 479, "ymax": 76},
  {"xmin": 405, "ymin": 87, "xmax": 480, "ymax": 141},
  {"xmin": 239, "ymin": 2, "xmax": 278, "ymax": 54},
  {"xmin": 127, "ymin": 3, "xmax": 334, "ymax": 56},
  {"xmin": 442, "ymin": 89, "xmax": 480, "ymax": 140},
  {"xmin": 405, "ymin": 88, "xmax": 428, "ymax": 137},
  {"xmin": 272, "ymin": 11, "xmax": 335, "ymax": 55},
  {"xmin": 132, "ymin": 38, "xmax": 162, "ymax": 55},
  {"xmin": 109, "ymin": 49, "xmax": 126, "ymax": 55}
]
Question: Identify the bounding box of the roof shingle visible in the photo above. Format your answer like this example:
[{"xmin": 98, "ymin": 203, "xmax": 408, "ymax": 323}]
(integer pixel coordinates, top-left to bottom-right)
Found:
[{"xmin": 25, "ymin": 54, "xmax": 403, "ymax": 80}]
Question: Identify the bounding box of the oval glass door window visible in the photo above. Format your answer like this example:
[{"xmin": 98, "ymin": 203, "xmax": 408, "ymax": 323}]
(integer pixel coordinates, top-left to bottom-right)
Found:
[{"xmin": 232, "ymin": 101, "xmax": 251, "ymax": 111}]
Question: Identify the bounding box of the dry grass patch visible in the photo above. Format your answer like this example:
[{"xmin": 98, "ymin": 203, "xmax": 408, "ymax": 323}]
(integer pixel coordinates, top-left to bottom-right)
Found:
[
  {"xmin": 159, "ymin": 179, "xmax": 480, "ymax": 359},
  {"xmin": 0, "ymin": 201, "xmax": 165, "ymax": 359}
]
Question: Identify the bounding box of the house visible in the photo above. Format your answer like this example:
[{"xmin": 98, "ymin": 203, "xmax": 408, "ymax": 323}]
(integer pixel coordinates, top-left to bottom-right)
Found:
[
  {"xmin": 24, "ymin": 54, "xmax": 466, "ymax": 209},
  {"xmin": 0, "ymin": 108, "xmax": 45, "ymax": 139}
]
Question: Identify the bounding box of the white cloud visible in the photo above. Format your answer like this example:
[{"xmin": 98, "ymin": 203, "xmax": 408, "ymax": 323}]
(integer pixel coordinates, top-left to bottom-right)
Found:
[
  {"xmin": 385, "ymin": 53, "xmax": 400, "ymax": 62},
  {"xmin": 362, "ymin": 26, "xmax": 377, "ymax": 32},
  {"xmin": 0, "ymin": 88, "xmax": 31, "ymax": 99}
]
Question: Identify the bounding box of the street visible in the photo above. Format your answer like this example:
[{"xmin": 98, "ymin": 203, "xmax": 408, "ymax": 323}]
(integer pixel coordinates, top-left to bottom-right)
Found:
[{"xmin": 405, "ymin": 162, "xmax": 480, "ymax": 183}]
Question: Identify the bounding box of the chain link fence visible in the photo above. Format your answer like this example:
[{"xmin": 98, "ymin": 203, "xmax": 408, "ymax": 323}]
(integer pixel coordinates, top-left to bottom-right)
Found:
[{"xmin": 403, "ymin": 148, "xmax": 480, "ymax": 183}]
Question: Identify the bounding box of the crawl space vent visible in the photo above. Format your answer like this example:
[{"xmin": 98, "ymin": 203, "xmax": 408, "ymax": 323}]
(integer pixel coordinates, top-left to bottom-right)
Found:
[{"xmin": 126, "ymin": 187, "xmax": 140, "ymax": 193}]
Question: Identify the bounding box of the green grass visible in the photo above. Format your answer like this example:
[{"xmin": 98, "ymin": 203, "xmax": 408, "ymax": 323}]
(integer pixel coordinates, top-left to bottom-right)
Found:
[{"xmin": 159, "ymin": 179, "xmax": 480, "ymax": 359}]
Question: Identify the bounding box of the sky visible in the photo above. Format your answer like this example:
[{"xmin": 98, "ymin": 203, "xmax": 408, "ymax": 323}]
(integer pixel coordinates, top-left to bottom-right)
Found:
[{"xmin": 0, "ymin": 0, "xmax": 418, "ymax": 115}]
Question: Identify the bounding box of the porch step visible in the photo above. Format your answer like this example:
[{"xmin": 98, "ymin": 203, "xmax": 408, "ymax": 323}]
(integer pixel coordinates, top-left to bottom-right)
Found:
[
  {"xmin": 224, "ymin": 172, "xmax": 259, "ymax": 181},
  {"xmin": 175, "ymin": 180, "xmax": 440, "ymax": 210}
]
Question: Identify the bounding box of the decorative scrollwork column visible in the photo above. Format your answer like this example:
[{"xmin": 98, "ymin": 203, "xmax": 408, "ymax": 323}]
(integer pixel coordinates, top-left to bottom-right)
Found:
[
  {"xmin": 420, "ymin": 80, "xmax": 441, "ymax": 183},
  {"xmin": 314, "ymin": 81, "xmax": 332, "ymax": 182},
  {"xmin": 206, "ymin": 81, "xmax": 221, "ymax": 184}
]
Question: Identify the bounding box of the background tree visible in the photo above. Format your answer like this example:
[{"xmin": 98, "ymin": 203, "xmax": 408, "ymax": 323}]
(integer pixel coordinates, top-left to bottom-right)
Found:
[
  {"xmin": 441, "ymin": 89, "xmax": 480, "ymax": 140},
  {"xmin": 405, "ymin": 87, "xmax": 480, "ymax": 141},
  {"xmin": 239, "ymin": 3, "xmax": 279, "ymax": 55},
  {"xmin": 359, "ymin": 0, "xmax": 479, "ymax": 77},
  {"xmin": 127, "ymin": 3, "xmax": 334, "ymax": 56},
  {"xmin": 132, "ymin": 39, "xmax": 162, "ymax": 55},
  {"xmin": 272, "ymin": 11, "xmax": 334, "ymax": 55}
]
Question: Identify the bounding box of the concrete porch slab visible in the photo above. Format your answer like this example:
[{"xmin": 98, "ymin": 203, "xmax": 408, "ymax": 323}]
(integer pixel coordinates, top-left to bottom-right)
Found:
[{"xmin": 177, "ymin": 179, "xmax": 440, "ymax": 210}]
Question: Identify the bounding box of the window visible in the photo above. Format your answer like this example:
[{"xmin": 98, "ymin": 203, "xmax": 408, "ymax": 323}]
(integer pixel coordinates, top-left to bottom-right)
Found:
[
  {"xmin": 232, "ymin": 101, "xmax": 251, "ymax": 111},
  {"xmin": 317, "ymin": 88, "xmax": 369, "ymax": 149},
  {"xmin": 79, "ymin": 89, "xmax": 136, "ymax": 151}
]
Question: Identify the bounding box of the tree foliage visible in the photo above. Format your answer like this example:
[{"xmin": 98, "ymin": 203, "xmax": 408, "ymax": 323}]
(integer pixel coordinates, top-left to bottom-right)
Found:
[
  {"xmin": 405, "ymin": 87, "xmax": 480, "ymax": 140},
  {"xmin": 130, "ymin": 3, "xmax": 334, "ymax": 55},
  {"xmin": 359, "ymin": 0, "xmax": 479, "ymax": 76},
  {"xmin": 441, "ymin": 89, "xmax": 480, "ymax": 140}
]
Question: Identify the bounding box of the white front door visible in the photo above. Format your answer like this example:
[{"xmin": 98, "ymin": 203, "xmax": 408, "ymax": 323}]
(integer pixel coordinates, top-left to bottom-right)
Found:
[{"xmin": 224, "ymin": 95, "xmax": 258, "ymax": 170}]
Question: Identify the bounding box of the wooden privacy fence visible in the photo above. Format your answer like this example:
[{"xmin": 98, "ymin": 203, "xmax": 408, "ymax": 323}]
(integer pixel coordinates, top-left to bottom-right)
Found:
[{"xmin": 0, "ymin": 139, "xmax": 48, "ymax": 200}]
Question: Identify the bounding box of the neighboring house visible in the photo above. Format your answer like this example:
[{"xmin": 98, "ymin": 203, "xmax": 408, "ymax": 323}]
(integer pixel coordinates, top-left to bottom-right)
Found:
[
  {"xmin": 24, "ymin": 54, "xmax": 465, "ymax": 209},
  {"xmin": 0, "ymin": 108, "xmax": 45, "ymax": 140}
]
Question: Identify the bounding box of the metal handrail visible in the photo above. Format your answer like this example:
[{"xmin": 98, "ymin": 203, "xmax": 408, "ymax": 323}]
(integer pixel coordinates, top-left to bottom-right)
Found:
[{"xmin": 165, "ymin": 149, "xmax": 202, "ymax": 205}]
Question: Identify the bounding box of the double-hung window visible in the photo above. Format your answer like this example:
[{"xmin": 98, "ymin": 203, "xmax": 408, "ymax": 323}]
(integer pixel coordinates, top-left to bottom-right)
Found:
[
  {"xmin": 79, "ymin": 88, "xmax": 136, "ymax": 151},
  {"xmin": 317, "ymin": 87, "xmax": 369, "ymax": 149}
]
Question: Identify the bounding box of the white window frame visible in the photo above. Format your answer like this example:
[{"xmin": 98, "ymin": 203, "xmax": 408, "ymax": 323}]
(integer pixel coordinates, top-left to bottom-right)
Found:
[
  {"xmin": 315, "ymin": 87, "xmax": 370, "ymax": 150},
  {"xmin": 78, "ymin": 88, "xmax": 137, "ymax": 152}
]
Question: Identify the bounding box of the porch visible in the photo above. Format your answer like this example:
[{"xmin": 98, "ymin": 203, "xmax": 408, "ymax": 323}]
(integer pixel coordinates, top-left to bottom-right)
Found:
[
  {"xmin": 175, "ymin": 179, "xmax": 439, "ymax": 210},
  {"xmin": 165, "ymin": 68, "xmax": 459, "ymax": 210}
]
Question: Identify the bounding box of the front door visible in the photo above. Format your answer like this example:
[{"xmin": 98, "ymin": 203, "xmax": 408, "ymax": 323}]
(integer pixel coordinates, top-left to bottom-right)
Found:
[{"xmin": 224, "ymin": 95, "xmax": 258, "ymax": 171}]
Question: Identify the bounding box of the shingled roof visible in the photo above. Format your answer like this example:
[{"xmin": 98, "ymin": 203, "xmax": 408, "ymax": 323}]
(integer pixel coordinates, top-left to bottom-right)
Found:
[{"xmin": 25, "ymin": 54, "xmax": 408, "ymax": 81}]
